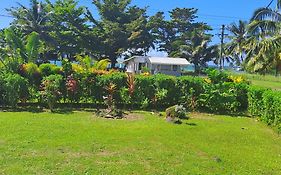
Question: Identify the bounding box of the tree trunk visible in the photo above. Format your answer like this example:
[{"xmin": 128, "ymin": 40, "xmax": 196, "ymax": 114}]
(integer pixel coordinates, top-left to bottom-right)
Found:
[
  {"xmin": 194, "ymin": 63, "xmax": 200, "ymax": 75},
  {"xmin": 275, "ymin": 60, "xmax": 281, "ymax": 77},
  {"xmin": 109, "ymin": 54, "xmax": 117, "ymax": 69}
]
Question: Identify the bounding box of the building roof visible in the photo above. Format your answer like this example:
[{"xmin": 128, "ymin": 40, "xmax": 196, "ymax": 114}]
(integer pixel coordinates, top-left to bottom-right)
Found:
[
  {"xmin": 148, "ymin": 57, "xmax": 190, "ymax": 66},
  {"xmin": 123, "ymin": 56, "xmax": 190, "ymax": 66}
]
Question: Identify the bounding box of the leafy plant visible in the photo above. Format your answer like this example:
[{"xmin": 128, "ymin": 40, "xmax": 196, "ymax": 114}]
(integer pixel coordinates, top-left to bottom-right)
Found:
[
  {"xmin": 66, "ymin": 75, "xmax": 79, "ymax": 102},
  {"xmin": 39, "ymin": 63, "xmax": 61, "ymax": 77},
  {"xmin": 104, "ymin": 83, "xmax": 117, "ymax": 110},
  {"xmin": 126, "ymin": 73, "xmax": 135, "ymax": 97},
  {"xmin": 166, "ymin": 105, "xmax": 187, "ymax": 123},
  {"xmin": 0, "ymin": 72, "xmax": 29, "ymax": 107},
  {"xmin": 40, "ymin": 74, "xmax": 63, "ymax": 112},
  {"xmin": 93, "ymin": 59, "xmax": 110, "ymax": 70}
]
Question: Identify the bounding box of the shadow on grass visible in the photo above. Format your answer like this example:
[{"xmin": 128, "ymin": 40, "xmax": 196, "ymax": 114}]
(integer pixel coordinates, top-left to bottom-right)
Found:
[
  {"xmin": 186, "ymin": 123, "xmax": 197, "ymax": 126},
  {"xmin": 0, "ymin": 106, "xmax": 44, "ymax": 113}
]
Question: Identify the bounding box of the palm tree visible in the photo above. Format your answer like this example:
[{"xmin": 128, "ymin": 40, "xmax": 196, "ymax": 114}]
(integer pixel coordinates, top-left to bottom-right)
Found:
[
  {"xmin": 245, "ymin": 0, "xmax": 281, "ymax": 75},
  {"xmin": 244, "ymin": 34, "xmax": 281, "ymax": 75},
  {"xmin": 226, "ymin": 20, "xmax": 248, "ymax": 66},
  {"xmin": 7, "ymin": 0, "xmax": 53, "ymax": 42},
  {"xmin": 171, "ymin": 29, "xmax": 219, "ymax": 74}
]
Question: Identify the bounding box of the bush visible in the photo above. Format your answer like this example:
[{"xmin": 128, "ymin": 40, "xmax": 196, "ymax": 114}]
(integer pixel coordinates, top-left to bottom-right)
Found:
[
  {"xmin": 0, "ymin": 72, "xmax": 29, "ymax": 107},
  {"xmin": 248, "ymin": 86, "xmax": 266, "ymax": 117},
  {"xmin": 198, "ymin": 82, "xmax": 242, "ymax": 113},
  {"xmin": 134, "ymin": 75, "xmax": 155, "ymax": 106},
  {"xmin": 261, "ymin": 90, "xmax": 281, "ymax": 127},
  {"xmin": 153, "ymin": 74, "xmax": 178, "ymax": 105},
  {"xmin": 248, "ymin": 86, "xmax": 281, "ymax": 131},
  {"xmin": 176, "ymin": 76, "xmax": 204, "ymax": 110},
  {"xmin": 40, "ymin": 74, "xmax": 63, "ymax": 111},
  {"xmin": 19, "ymin": 63, "xmax": 41, "ymax": 86},
  {"xmin": 39, "ymin": 63, "xmax": 61, "ymax": 77}
]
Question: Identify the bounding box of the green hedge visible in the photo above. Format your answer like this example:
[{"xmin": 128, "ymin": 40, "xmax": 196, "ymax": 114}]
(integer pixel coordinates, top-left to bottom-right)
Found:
[
  {"xmin": 248, "ymin": 86, "xmax": 281, "ymax": 130},
  {"xmin": 0, "ymin": 70, "xmax": 250, "ymax": 113},
  {"xmin": 1, "ymin": 68, "xmax": 280, "ymax": 131}
]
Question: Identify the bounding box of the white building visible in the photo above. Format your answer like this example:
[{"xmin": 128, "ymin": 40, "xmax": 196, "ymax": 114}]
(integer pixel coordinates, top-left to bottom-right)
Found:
[{"xmin": 123, "ymin": 56, "xmax": 190, "ymax": 76}]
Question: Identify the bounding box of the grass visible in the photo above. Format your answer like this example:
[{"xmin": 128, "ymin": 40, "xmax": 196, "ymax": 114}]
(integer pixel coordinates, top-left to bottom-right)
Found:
[
  {"xmin": 250, "ymin": 79, "xmax": 281, "ymax": 90},
  {"xmin": 229, "ymin": 71, "xmax": 281, "ymax": 90},
  {"xmin": 1, "ymin": 111, "xmax": 281, "ymax": 174},
  {"xmin": 244, "ymin": 73, "xmax": 281, "ymax": 90}
]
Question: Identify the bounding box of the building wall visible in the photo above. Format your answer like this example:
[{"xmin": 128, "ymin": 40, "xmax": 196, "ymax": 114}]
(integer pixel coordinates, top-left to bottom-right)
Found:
[{"xmin": 125, "ymin": 57, "xmax": 183, "ymax": 76}]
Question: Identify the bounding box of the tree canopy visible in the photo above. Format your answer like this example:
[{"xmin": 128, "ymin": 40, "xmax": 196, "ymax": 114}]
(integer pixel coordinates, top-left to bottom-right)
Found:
[{"xmin": 1, "ymin": 0, "xmax": 217, "ymax": 69}]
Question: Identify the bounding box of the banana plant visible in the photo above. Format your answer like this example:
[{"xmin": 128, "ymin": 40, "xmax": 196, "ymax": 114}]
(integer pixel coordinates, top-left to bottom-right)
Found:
[{"xmin": 1, "ymin": 28, "xmax": 40, "ymax": 64}]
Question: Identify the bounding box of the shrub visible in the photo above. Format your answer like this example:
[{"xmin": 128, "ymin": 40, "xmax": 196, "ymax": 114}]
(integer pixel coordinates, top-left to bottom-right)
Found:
[
  {"xmin": 39, "ymin": 63, "xmax": 61, "ymax": 77},
  {"xmin": 205, "ymin": 68, "xmax": 231, "ymax": 84},
  {"xmin": 97, "ymin": 72, "xmax": 126, "ymax": 103},
  {"xmin": 176, "ymin": 76, "xmax": 204, "ymax": 109},
  {"xmin": 261, "ymin": 90, "xmax": 281, "ymax": 126},
  {"xmin": 134, "ymin": 75, "xmax": 155, "ymax": 105},
  {"xmin": 0, "ymin": 72, "xmax": 29, "ymax": 107},
  {"xmin": 248, "ymin": 87, "xmax": 281, "ymax": 131},
  {"xmin": 19, "ymin": 63, "xmax": 41, "ymax": 86},
  {"xmin": 198, "ymin": 82, "xmax": 242, "ymax": 113},
  {"xmin": 248, "ymin": 86, "xmax": 266, "ymax": 117},
  {"xmin": 65, "ymin": 75, "xmax": 79, "ymax": 102},
  {"xmin": 40, "ymin": 74, "xmax": 63, "ymax": 111},
  {"xmin": 153, "ymin": 74, "xmax": 178, "ymax": 105}
]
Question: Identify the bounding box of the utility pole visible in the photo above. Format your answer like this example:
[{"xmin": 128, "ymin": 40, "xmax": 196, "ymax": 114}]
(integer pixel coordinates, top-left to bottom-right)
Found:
[{"xmin": 218, "ymin": 24, "xmax": 227, "ymax": 70}]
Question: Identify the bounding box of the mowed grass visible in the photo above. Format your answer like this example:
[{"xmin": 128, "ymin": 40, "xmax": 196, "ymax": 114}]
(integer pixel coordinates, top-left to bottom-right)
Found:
[
  {"xmin": 251, "ymin": 79, "xmax": 281, "ymax": 91},
  {"xmin": 243, "ymin": 73, "xmax": 281, "ymax": 90},
  {"xmin": 1, "ymin": 111, "xmax": 281, "ymax": 174}
]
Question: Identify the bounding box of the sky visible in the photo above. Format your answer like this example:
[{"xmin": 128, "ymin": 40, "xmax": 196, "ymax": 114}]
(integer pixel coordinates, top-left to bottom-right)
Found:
[{"xmin": 0, "ymin": 0, "xmax": 270, "ymax": 56}]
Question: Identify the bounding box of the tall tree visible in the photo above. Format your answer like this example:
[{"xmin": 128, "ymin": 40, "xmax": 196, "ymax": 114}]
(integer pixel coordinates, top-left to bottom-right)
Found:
[
  {"xmin": 246, "ymin": 0, "xmax": 281, "ymax": 75},
  {"xmin": 172, "ymin": 29, "xmax": 218, "ymax": 74},
  {"xmin": 7, "ymin": 0, "xmax": 53, "ymax": 44},
  {"xmin": 226, "ymin": 20, "xmax": 248, "ymax": 66},
  {"xmin": 7, "ymin": 0, "xmax": 92, "ymax": 61},
  {"xmin": 150, "ymin": 8, "xmax": 217, "ymax": 73},
  {"xmin": 86, "ymin": 0, "xmax": 154, "ymax": 66},
  {"xmin": 45, "ymin": 0, "xmax": 89, "ymax": 58}
]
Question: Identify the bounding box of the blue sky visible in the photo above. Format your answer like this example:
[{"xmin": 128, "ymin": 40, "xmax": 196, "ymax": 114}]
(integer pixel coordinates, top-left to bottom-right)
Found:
[{"xmin": 0, "ymin": 0, "xmax": 269, "ymax": 54}]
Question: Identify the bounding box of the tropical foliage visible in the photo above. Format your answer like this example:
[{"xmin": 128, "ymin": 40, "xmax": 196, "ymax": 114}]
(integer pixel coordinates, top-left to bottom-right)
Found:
[{"xmin": 225, "ymin": 0, "xmax": 281, "ymax": 75}]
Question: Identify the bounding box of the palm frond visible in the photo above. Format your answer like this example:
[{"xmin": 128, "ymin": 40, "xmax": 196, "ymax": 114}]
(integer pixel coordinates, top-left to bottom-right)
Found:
[
  {"xmin": 26, "ymin": 31, "xmax": 40, "ymax": 63},
  {"xmin": 251, "ymin": 7, "xmax": 281, "ymax": 21},
  {"xmin": 93, "ymin": 59, "xmax": 110, "ymax": 70}
]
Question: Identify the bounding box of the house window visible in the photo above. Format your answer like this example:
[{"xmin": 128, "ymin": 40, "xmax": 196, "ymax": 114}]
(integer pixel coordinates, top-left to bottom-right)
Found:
[
  {"xmin": 161, "ymin": 65, "xmax": 171, "ymax": 71},
  {"xmin": 138, "ymin": 63, "xmax": 145, "ymax": 70},
  {"xmin": 172, "ymin": 65, "xmax": 178, "ymax": 71}
]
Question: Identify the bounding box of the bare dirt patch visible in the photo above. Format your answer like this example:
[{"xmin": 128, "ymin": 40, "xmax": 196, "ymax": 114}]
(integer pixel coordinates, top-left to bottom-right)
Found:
[
  {"xmin": 190, "ymin": 112, "xmax": 217, "ymax": 120},
  {"xmin": 124, "ymin": 113, "xmax": 144, "ymax": 121},
  {"xmin": 96, "ymin": 150, "xmax": 117, "ymax": 157}
]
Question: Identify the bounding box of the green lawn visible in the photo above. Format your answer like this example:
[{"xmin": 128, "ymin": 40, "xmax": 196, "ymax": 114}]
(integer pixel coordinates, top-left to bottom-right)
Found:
[
  {"xmin": 1, "ymin": 111, "xmax": 281, "ymax": 174},
  {"xmin": 251, "ymin": 79, "xmax": 281, "ymax": 91},
  {"xmin": 242, "ymin": 73, "xmax": 281, "ymax": 90}
]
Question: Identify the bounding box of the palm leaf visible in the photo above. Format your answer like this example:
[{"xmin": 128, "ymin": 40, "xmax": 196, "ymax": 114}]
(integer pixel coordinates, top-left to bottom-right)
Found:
[
  {"xmin": 93, "ymin": 59, "xmax": 110, "ymax": 70},
  {"xmin": 26, "ymin": 31, "xmax": 40, "ymax": 63}
]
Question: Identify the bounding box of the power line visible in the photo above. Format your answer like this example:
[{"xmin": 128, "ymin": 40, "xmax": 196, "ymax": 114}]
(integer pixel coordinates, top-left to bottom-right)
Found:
[
  {"xmin": 145, "ymin": 8, "xmax": 248, "ymax": 20},
  {"xmin": 0, "ymin": 14, "xmax": 13, "ymax": 18}
]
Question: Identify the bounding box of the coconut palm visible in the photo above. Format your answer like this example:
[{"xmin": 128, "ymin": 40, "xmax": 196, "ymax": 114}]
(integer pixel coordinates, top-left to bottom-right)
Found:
[
  {"xmin": 7, "ymin": 0, "xmax": 53, "ymax": 42},
  {"xmin": 171, "ymin": 29, "xmax": 218, "ymax": 74},
  {"xmin": 226, "ymin": 20, "xmax": 248, "ymax": 65},
  {"xmin": 245, "ymin": 0, "xmax": 281, "ymax": 75},
  {"xmin": 244, "ymin": 34, "xmax": 281, "ymax": 75}
]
